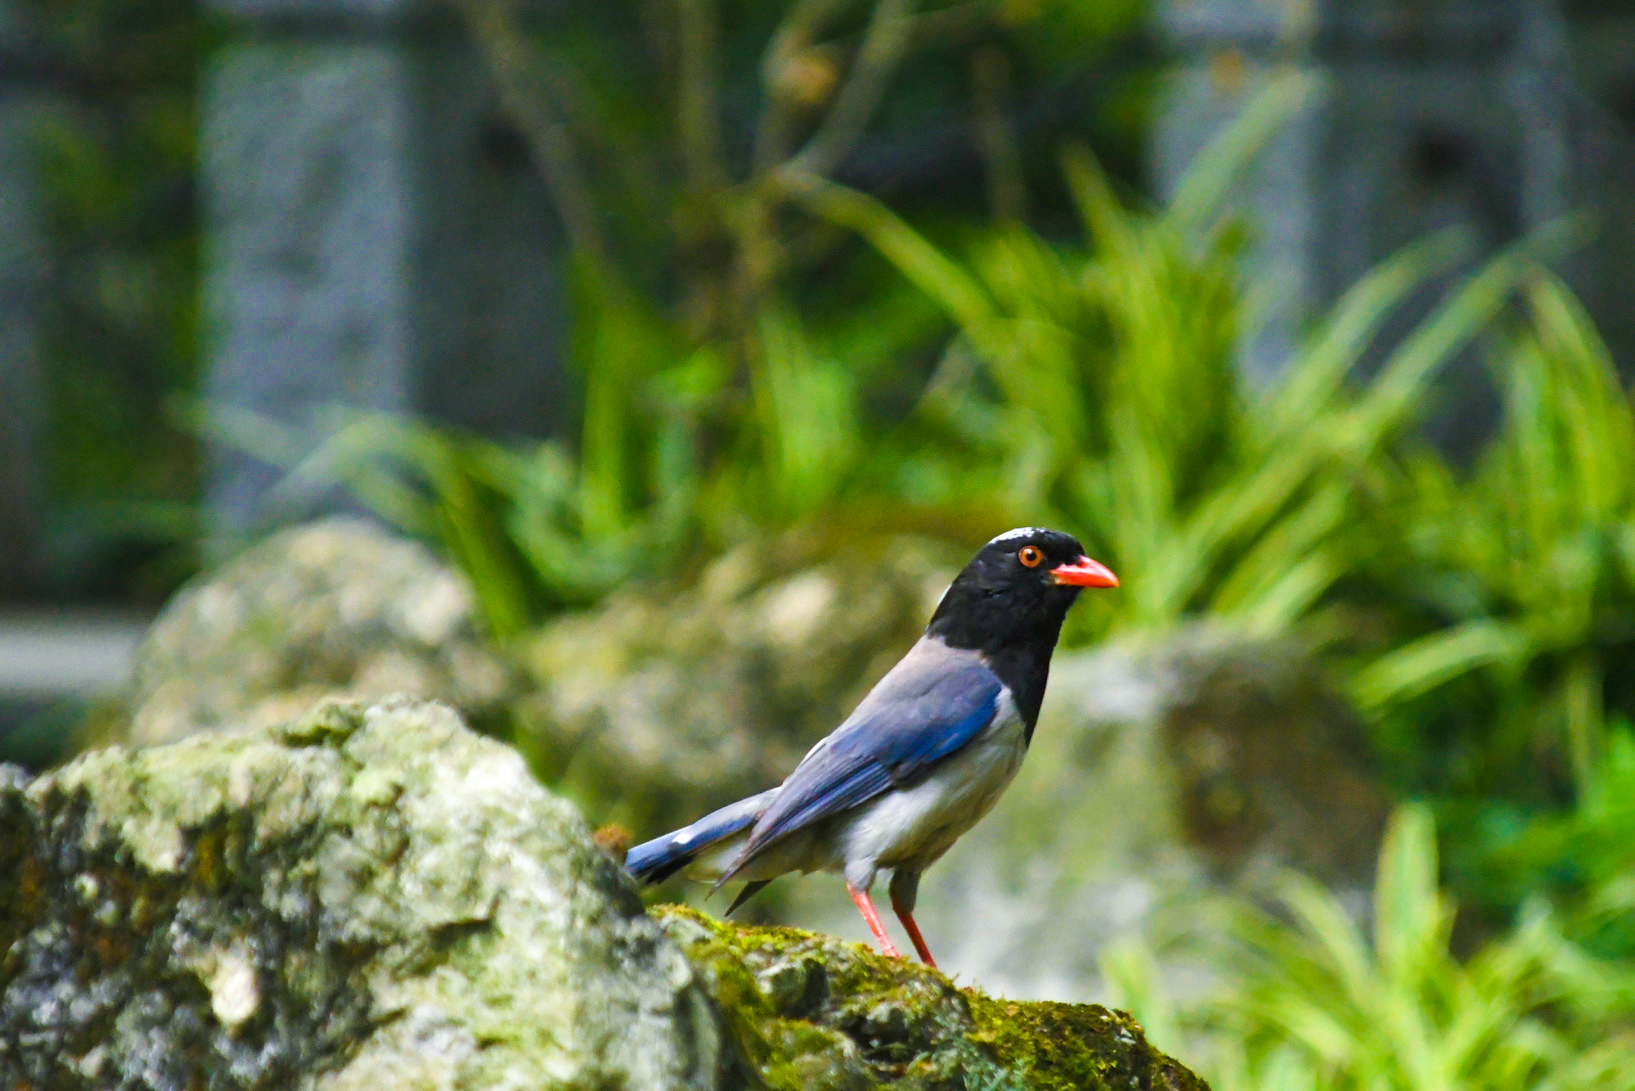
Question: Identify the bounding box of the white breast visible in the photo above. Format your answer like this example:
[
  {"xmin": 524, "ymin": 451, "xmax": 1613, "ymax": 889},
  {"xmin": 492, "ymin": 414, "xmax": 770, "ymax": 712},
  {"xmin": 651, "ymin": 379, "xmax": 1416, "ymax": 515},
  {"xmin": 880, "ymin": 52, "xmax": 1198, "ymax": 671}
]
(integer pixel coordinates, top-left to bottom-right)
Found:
[{"xmin": 839, "ymin": 691, "xmax": 1027, "ymax": 888}]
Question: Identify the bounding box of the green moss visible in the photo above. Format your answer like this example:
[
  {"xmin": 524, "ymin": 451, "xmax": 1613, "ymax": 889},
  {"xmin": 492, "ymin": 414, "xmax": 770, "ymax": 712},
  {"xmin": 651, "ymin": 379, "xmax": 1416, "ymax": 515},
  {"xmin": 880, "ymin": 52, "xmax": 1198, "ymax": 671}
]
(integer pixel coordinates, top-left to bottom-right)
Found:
[
  {"xmin": 966, "ymin": 996, "xmax": 1206, "ymax": 1091},
  {"xmin": 654, "ymin": 905, "xmax": 1210, "ymax": 1091}
]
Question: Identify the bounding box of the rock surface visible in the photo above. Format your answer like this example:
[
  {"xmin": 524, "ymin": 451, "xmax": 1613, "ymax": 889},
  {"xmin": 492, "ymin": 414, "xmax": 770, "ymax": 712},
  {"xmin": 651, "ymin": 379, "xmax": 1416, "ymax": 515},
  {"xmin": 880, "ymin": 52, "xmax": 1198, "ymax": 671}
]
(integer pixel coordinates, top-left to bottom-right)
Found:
[
  {"xmin": 658, "ymin": 906, "xmax": 1208, "ymax": 1091},
  {"xmin": 1, "ymin": 696, "xmax": 1213, "ymax": 1090},
  {"xmin": 1047, "ymin": 625, "xmax": 1388, "ymax": 884},
  {"xmin": 120, "ymin": 519, "xmax": 519, "ymax": 748},
  {"xmin": 0, "ymin": 698, "xmax": 723, "ymax": 1090},
  {"xmin": 523, "ymin": 532, "xmax": 961, "ymax": 827}
]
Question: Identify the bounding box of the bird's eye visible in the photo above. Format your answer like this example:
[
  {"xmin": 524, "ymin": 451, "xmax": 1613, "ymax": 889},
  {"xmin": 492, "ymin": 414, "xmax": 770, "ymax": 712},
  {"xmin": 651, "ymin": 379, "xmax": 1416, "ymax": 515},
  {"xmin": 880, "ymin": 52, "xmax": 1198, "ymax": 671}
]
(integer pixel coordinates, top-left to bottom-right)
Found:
[{"xmin": 1017, "ymin": 545, "xmax": 1043, "ymax": 568}]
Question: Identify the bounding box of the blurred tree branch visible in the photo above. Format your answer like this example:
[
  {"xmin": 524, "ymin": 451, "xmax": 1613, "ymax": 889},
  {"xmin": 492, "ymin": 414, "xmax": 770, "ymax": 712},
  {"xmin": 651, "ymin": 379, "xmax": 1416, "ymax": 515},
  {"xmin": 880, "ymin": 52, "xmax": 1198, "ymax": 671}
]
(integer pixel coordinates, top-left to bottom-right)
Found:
[
  {"xmin": 972, "ymin": 47, "xmax": 1025, "ymax": 224},
  {"xmin": 782, "ymin": 0, "xmax": 916, "ymax": 180},
  {"xmin": 754, "ymin": 0, "xmax": 853, "ymax": 175},
  {"xmin": 451, "ymin": 0, "xmax": 616, "ymax": 284},
  {"xmin": 909, "ymin": 0, "xmax": 993, "ymax": 45},
  {"xmin": 452, "ymin": 0, "xmax": 995, "ymax": 354},
  {"xmin": 676, "ymin": 0, "xmax": 728, "ymax": 197}
]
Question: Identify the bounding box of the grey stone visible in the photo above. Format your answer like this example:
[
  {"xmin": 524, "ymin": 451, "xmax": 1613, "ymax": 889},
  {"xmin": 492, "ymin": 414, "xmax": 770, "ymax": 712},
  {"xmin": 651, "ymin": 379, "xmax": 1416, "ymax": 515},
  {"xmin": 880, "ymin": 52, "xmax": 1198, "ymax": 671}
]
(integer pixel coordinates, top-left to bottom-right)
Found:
[
  {"xmin": 1149, "ymin": 57, "xmax": 1325, "ymax": 386},
  {"xmin": 200, "ymin": 43, "xmax": 416, "ymax": 538},
  {"xmin": 1153, "ymin": 35, "xmax": 1549, "ymax": 406},
  {"xmin": 119, "ymin": 518, "xmax": 520, "ymax": 748},
  {"xmin": 0, "ymin": 698, "xmax": 727, "ymax": 1090},
  {"xmin": 1560, "ymin": 8, "xmax": 1635, "ymax": 375},
  {"xmin": 199, "ymin": 21, "xmax": 568, "ymax": 544},
  {"xmin": 1150, "ymin": 0, "xmax": 1635, "ymax": 432},
  {"xmin": 1157, "ymin": 0, "xmax": 1529, "ymax": 50}
]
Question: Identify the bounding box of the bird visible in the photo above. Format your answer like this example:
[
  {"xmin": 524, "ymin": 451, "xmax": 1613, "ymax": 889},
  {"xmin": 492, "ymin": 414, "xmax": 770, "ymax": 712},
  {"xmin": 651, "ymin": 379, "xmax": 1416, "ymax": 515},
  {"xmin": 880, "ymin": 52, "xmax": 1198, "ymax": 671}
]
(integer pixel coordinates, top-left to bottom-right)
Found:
[{"xmin": 623, "ymin": 527, "xmax": 1117, "ymax": 967}]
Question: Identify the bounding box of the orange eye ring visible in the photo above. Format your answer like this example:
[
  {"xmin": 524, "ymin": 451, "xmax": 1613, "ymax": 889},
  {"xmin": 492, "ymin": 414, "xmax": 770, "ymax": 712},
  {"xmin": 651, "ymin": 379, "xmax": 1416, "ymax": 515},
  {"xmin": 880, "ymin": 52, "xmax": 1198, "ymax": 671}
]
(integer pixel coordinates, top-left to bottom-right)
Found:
[{"xmin": 1018, "ymin": 545, "xmax": 1043, "ymax": 568}]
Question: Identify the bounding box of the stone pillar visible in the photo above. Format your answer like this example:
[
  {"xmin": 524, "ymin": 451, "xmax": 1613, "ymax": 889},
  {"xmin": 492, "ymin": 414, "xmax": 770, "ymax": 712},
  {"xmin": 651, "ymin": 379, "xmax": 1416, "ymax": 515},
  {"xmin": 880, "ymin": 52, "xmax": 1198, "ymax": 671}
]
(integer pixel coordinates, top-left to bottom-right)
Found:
[
  {"xmin": 201, "ymin": 0, "xmax": 569, "ymax": 545},
  {"xmin": 1150, "ymin": 1, "xmax": 1325, "ymax": 387},
  {"xmin": 0, "ymin": 3, "xmax": 45, "ymax": 599},
  {"xmin": 1152, "ymin": 0, "xmax": 1578, "ymax": 448}
]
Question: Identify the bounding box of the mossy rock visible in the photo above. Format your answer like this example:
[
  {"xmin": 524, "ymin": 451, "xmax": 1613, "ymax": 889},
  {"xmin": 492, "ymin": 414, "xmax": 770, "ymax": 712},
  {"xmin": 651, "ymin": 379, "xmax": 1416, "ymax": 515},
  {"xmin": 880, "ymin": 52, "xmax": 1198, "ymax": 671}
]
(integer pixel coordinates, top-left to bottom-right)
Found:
[
  {"xmin": 656, "ymin": 906, "xmax": 1209, "ymax": 1091},
  {"xmin": 0, "ymin": 698, "xmax": 724, "ymax": 1090},
  {"xmin": 0, "ymin": 695, "xmax": 1213, "ymax": 1090}
]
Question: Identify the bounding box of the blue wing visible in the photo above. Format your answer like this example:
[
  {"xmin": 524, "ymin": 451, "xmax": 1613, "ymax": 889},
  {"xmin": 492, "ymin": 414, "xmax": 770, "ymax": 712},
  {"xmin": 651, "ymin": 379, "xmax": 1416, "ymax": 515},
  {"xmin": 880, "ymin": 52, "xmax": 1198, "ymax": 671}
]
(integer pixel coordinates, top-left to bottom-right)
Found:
[{"xmin": 719, "ymin": 639, "xmax": 1002, "ymax": 882}]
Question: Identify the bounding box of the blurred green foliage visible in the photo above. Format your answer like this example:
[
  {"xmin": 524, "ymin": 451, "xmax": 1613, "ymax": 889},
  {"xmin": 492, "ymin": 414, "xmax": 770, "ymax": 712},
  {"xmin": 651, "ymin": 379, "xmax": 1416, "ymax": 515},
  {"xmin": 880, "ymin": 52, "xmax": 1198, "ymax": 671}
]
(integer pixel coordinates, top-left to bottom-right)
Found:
[
  {"xmin": 24, "ymin": 0, "xmax": 206, "ymax": 601},
  {"xmin": 288, "ymin": 71, "xmax": 1635, "ymax": 963},
  {"xmin": 785, "ymin": 86, "xmax": 1545, "ymax": 644},
  {"xmin": 1357, "ymin": 279, "xmax": 1635, "ymax": 797},
  {"xmin": 1105, "ymin": 806, "xmax": 1635, "ymax": 1091},
  {"xmin": 1340, "ymin": 272, "xmax": 1635, "ymax": 921},
  {"xmin": 1464, "ymin": 724, "xmax": 1635, "ymax": 953}
]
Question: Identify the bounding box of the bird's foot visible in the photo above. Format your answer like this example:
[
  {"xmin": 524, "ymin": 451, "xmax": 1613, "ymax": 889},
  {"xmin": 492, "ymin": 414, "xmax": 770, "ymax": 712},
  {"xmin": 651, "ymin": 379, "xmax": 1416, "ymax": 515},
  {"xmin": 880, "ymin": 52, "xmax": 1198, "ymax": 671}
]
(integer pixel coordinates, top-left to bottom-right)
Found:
[
  {"xmin": 847, "ymin": 884, "xmax": 902, "ymax": 959},
  {"xmin": 897, "ymin": 912, "xmax": 937, "ymax": 968}
]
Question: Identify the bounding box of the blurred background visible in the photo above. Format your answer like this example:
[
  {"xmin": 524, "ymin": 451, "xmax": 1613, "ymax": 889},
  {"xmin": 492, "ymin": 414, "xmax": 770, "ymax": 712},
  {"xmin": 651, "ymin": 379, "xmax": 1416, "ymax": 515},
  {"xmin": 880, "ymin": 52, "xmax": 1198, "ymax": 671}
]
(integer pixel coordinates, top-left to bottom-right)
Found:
[{"xmin": 5, "ymin": 0, "xmax": 1635, "ymax": 1085}]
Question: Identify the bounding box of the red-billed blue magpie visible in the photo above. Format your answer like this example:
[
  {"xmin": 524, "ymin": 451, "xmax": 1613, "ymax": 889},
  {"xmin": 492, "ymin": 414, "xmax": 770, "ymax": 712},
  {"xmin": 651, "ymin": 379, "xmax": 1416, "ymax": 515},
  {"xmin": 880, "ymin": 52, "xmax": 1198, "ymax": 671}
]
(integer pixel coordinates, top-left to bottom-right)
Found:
[{"xmin": 625, "ymin": 528, "xmax": 1117, "ymax": 966}]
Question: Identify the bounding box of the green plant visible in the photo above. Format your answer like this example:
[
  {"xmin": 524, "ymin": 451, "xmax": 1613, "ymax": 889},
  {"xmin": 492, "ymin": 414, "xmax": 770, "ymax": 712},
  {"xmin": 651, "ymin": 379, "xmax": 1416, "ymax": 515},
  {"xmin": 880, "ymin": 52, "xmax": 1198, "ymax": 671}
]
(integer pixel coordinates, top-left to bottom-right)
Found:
[
  {"xmin": 1105, "ymin": 806, "xmax": 1635, "ymax": 1091},
  {"xmin": 793, "ymin": 77, "xmax": 1544, "ymax": 640},
  {"xmin": 1353, "ymin": 275, "xmax": 1635, "ymax": 805},
  {"xmin": 1462, "ymin": 723, "xmax": 1635, "ymax": 953},
  {"xmin": 454, "ymin": 0, "xmax": 1148, "ymax": 360},
  {"xmin": 29, "ymin": 0, "xmax": 207, "ymax": 601}
]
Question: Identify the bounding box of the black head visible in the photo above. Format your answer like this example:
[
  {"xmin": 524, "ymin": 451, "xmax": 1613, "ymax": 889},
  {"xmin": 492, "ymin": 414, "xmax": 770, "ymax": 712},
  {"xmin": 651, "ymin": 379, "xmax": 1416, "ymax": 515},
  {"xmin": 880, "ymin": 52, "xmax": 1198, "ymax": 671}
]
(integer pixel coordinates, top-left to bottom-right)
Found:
[
  {"xmin": 926, "ymin": 528, "xmax": 1117, "ymax": 729},
  {"xmin": 927, "ymin": 527, "xmax": 1116, "ymax": 654}
]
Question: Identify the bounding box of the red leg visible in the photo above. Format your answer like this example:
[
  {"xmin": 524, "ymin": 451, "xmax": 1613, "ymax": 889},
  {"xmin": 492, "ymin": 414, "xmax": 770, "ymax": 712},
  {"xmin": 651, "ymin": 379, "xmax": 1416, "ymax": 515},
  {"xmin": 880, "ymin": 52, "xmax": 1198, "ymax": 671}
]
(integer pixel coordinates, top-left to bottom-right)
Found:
[
  {"xmin": 847, "ymin": 884, "xmax": 902, "ymax": 958},
  {"xmin": 890, "ymin": 889, "xmax": 937, "ymax": 968}
]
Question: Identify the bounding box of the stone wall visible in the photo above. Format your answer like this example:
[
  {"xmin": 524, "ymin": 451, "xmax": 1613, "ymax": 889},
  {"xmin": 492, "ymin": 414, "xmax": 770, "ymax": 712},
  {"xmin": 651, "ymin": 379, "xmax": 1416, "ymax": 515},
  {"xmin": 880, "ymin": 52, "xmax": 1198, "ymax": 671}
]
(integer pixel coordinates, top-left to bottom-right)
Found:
[
  {"xmin": 1153, "ymin": 0, "xmax": 1635, "ymax": 448},
  {"xmin": 200, "ymin": 0, "xmax": 571, "ymax": 543}
]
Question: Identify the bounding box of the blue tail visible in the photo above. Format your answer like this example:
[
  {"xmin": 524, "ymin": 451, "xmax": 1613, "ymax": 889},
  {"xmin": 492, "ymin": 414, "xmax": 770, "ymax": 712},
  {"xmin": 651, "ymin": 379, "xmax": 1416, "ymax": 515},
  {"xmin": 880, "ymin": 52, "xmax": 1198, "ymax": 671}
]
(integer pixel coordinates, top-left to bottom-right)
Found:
[{"xmin": 626, "ymin": 789, "xmax": 776, "ymax": 884}]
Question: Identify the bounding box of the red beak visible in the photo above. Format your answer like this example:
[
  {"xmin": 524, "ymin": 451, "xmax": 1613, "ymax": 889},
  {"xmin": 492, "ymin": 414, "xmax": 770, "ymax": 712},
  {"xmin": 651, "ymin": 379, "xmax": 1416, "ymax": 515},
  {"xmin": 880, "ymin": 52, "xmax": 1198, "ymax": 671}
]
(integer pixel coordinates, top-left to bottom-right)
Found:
[{"xmin": 1050, "ymin": 555, "xmax": 1119, "ymax": 588}]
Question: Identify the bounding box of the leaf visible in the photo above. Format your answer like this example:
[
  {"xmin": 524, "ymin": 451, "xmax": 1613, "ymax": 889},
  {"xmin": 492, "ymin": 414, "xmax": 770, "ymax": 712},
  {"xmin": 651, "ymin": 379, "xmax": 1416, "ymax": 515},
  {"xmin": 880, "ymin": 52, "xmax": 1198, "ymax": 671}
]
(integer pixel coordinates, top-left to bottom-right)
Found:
[
  {"xmin": 1165, "ymin": 72, "xmax": 1318, "ymax": 235},
  {"xmin": 1352, "ymin": 621, "xmax": 1530, "ymax": 712}
]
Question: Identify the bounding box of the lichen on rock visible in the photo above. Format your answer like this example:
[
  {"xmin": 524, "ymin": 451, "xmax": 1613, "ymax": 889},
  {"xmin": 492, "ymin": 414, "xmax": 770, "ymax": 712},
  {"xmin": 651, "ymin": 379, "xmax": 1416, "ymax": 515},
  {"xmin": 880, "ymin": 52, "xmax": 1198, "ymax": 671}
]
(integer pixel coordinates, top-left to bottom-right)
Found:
[
  {"xmin": 655, "ymin": 905, "xmax": 1210, "ymax": 1091},
  {"xmin": 0, "ymin": 698, "xmax": 723, "ymax": 1090}
]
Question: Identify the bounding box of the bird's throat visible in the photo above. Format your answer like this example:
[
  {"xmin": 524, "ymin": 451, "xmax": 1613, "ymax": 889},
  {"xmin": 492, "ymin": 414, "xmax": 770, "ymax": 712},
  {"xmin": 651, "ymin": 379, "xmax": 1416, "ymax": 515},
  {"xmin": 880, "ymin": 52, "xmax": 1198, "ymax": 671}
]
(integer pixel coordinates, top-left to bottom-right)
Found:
[{"xmin": 981, "ymin": 637, "xmax": 1057, "ymax": 740}]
